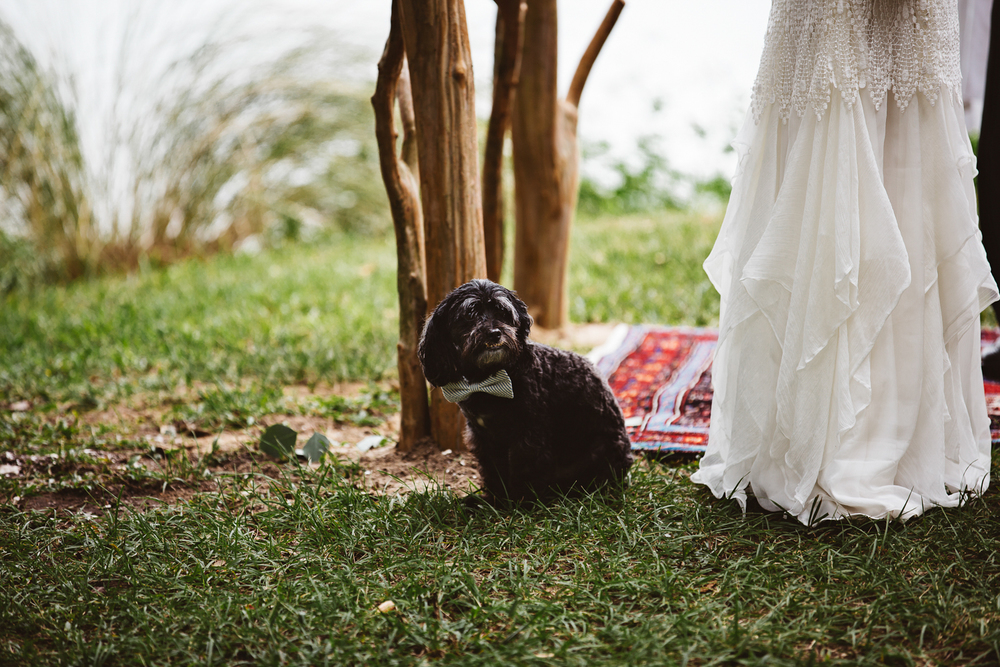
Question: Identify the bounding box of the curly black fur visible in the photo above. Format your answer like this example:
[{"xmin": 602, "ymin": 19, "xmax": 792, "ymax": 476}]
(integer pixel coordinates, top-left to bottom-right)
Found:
[{"xmin": 418, "ymin": 279, "xmax": 633, "ymax": 503}]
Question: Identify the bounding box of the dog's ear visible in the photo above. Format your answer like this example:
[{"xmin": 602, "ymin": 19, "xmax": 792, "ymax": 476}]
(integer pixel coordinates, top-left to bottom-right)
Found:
[
  {"xmin": 513, "ymin": 292, "xmax": 532, "ymax": 342},
  {"xmin": 418, "ymin": 300, "xmax": 462, "ymax": 387}
]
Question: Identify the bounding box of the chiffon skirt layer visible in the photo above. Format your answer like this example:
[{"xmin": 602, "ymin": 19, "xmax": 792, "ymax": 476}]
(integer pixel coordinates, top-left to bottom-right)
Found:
[{"xmin": 691, "ymin": 87, "xmax": 999, "ymax": 524}]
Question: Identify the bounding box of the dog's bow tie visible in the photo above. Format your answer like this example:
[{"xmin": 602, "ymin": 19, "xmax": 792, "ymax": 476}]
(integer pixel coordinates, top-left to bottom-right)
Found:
[{"xmin": 441, "ymin": 370, "xmax": 514, "ymax": 403}]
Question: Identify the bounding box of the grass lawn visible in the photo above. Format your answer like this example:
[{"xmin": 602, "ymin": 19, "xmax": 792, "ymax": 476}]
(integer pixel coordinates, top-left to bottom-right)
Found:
[{"xmin": 2, "ymin": 211, "xmax": 1000, "ymax": 665}]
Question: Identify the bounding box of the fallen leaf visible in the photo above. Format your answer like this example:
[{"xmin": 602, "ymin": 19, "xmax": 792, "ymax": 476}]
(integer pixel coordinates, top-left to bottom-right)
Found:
[
  {"xmin": 300, "ymin": 432, "xmax": 332, "ymax": 463},
  {"xmin": 260, "ymin": 424, "xmax": 297, "ymax": 459}
]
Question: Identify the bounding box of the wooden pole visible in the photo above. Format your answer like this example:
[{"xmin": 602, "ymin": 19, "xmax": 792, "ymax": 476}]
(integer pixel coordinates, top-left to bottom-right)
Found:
[
  {"xmin": 512, "ymin": 0, "xmax": 560, "ymax": 327},
  {"xmin": 512, "ymin": 0, "xmax": 624, "ymax": 329},
  {"xmin": 482, "ymin": 0, "xmax": 527, "ymax": 283},
  {"xmin": 372, "ymin": 0, "xmax": 430, "ymax": 452},
  {"xmin": 398, "ymin": 0, "xmax": 487, "ymax": 451}
]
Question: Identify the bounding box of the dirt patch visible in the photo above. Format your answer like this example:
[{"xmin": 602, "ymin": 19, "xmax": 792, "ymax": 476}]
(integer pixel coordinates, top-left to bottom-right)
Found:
[
  {"xmin": 20, "ymin": 482, "xmax": 215, "ymax": 516},
  {"xmin": 3, "ymin": 388, "xmax": 480, "ymax": 515},
  {"xmin": 350, "ymin": 437, "xmax": 480, "ymax": 496},
  {"xmin": 5, "ymin": 425, "xmax": 478, "ymax": 515},
  {"xmin": 3, "ymin": 323, "xmax": 618, "ymax": 514}
]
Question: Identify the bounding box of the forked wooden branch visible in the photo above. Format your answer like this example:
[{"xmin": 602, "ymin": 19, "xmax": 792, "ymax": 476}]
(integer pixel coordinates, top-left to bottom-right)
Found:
[
  {"xmin": 482, "ymin": 0, "xmax": 528, "ymax": 282},
  {"xmin": 372, "ymin": 0, "xmax": 429, "ymax": 452},
  {"xmin": 566, "ymin": 0, "xmax": 625, "ymax": 108},
  {"xmin": 511, "ymin": 0, "xmax": 625, "ymax": 328}
]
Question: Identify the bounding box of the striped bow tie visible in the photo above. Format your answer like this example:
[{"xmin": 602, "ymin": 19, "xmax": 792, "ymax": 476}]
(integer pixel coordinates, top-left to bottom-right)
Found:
[{"xmin": 441, "ymin": 369, "xmax": 514, "ymax": 403}]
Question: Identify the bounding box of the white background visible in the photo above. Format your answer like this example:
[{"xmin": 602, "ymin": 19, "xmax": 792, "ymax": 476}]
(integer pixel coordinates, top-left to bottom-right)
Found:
[{"xmin": 0, "ymin": 0, "xmax": 771, "ymax": 184}]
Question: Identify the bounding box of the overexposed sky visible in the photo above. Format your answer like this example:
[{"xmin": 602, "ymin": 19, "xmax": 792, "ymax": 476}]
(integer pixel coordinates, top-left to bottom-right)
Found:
[{"xmin": 0, "ymin": 0, "xmax": 771, "ymax": 182}]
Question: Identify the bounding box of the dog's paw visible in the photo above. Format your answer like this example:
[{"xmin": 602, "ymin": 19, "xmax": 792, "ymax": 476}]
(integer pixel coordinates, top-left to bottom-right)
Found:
[
  {"xmin": 984, "ymin": 345, "xmax": 1000, "ymax": 381},
  {"xmin": 462, "ymin": 490, "xmax": 512, "ymax": 511},
  {"xmin": 461, "ymin": 490, "xmax": 489, "ymax": 509}
]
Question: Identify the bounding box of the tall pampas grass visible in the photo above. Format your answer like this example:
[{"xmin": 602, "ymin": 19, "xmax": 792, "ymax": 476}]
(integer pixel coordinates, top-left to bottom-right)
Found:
[
  {"xmin": 0, "ymin": 15, "xmax": 386, "ymax": 292},
  {"xmin": 0, "ymin": 21, "xmax": 94, "ymax": 289}
]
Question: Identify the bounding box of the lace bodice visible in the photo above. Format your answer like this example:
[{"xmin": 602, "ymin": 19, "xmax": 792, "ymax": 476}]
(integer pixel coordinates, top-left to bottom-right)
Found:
[{"xmin": 751, "ymin": 0, "xmax": 962, "ymax": 121}]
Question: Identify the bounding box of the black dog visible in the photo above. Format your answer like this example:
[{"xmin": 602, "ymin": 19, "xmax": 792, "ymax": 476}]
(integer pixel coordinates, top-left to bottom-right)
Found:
[{"xmin": 418, "ymin": 279, "xmax": 633, "ymax": 503}]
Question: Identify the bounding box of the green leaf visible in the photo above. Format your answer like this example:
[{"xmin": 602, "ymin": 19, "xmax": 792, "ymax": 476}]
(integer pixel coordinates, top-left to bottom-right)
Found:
[
  {"xmin": 260, "ymin": 424, "xmax": 297, "ymax": 459},
  {"xmin": 301, "ymin": 432, "xmax": 331, "ymax": 463}
]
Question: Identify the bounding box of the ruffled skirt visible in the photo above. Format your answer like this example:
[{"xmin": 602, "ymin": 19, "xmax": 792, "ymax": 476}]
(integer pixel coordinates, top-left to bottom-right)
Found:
[{"xmin": 691, "ymin": 87, "xmax": 999, "ymax": 524}]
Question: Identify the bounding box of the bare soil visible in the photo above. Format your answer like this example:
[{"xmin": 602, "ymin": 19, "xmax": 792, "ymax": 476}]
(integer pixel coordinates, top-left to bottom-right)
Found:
[
  {"xmin": 5, "ymin": 323, "xmax": 619, "ymax": 515},
  {"xmin": 6, "ymin": 402, "xmax": 471, "ymax": 516}
]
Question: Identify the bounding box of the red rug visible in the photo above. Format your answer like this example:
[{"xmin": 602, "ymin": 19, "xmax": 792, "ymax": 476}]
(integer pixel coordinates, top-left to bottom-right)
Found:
[{"xmin": 591, "ymin": 325, "xmax": 1000, "ymax": 454}]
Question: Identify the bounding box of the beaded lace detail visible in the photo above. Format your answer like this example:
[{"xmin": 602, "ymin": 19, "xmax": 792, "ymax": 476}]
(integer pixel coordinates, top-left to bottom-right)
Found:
[{"xmin": 751, "ymin": 0, "xmax": 962, "ymax": 121}]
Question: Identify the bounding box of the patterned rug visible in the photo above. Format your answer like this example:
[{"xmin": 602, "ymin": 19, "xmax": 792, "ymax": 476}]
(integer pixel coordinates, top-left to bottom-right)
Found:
[{"xmin": 590, "ymin": 325, "xmax": 1000, "ymax": 454}]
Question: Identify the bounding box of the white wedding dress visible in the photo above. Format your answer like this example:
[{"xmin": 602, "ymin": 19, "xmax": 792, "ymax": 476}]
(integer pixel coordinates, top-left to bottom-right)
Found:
[{"xmin": 691, "ymin": 0, "xmax": 999, "ymax": 523}]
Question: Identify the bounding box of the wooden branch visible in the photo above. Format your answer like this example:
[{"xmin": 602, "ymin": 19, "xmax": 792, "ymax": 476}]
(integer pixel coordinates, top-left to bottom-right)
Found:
[
  {"xmin": 398, "ymin": 0, "xmax": 488, "ymax": 451},
  {"xmin": 512, "ymin": 0, "xmax": 624, "ymax": 328},
  {"xmin": 512, "ymin": 0, "xmax": 563, "ymax": 328},
  {"xmin": 566, "ymin": 0, "xmax": 625, "ymax": 108},
  {"xmin": 372, "ymin": 0, "xmax": 430, "ymax": 452},
  {"xmin": 482, "ymin": 0, "xmax": 527, "ymax": 283}
]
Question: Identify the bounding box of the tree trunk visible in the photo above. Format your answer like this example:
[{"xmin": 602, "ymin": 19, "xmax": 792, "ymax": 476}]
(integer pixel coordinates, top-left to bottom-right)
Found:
[
  {"xmin": 372, "ymin": 0, "xmax": 430, "ymax": 452},
  {"xmin": 398, "ymin": 0, "xmax": 487, "ymax": 451},
  {"xmin": 482, "ymin": 0, "xmax": 527, "ymax": 283},
  {"xmin": 512, "ymin": 0, "xmax": 624, "ymax": 329}
]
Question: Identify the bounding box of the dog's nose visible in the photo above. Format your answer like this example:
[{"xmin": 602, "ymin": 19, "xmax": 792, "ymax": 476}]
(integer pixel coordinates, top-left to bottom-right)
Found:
[{"xmin": 487, "ymin": 328, "xmax": 502, "ymax": 344}]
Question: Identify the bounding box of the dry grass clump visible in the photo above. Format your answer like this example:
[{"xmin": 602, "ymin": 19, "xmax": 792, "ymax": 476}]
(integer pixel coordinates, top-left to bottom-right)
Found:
[
  {"xmin": 0, "ymin": 18, "xmax": 386, "ymax": 292},
  {"xmin": 0, "ymin": 21, "xmax": 94, "ymax": 288}
]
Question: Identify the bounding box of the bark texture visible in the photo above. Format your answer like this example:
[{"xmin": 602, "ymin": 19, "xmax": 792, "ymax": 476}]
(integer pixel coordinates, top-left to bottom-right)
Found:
[
  {"xmin": 372, "ymin": 0, "xmax": 430, "ymax": 452},
  {"xmin": 399, "ymin": 0, "xmax": 488, "ymax": 451},
  {"xmin": 483, "ymin": 0, "xmax": 527, "ymax": 283},
  {"xmin": 512, "ymin": 0, "xmax": 624, "ymax": 329}
]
